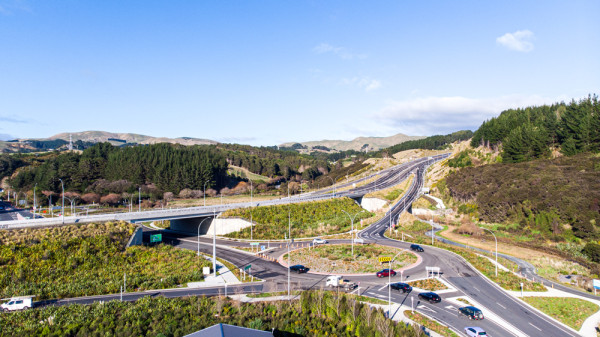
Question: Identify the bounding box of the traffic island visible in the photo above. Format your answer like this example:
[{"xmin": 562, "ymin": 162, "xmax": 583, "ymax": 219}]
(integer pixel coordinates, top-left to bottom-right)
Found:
[{"xmin": 280, "ymin": 243, "xmax": 420, "ymax": 275}]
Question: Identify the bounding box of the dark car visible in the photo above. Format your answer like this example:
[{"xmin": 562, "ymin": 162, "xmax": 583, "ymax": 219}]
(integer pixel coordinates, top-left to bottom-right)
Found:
[
  {"xmin": 376, "ymin": 269, "xmax": 396, "ymax": 278},
  {"xmin": 410, "ymin": 244, "xmax": 424, "ymax": 252},
  {"xmin": 458, "ymin": 306, "xmax": 484, "ymax": 320},
  {"xmin": 390, "ymin": 282, "xmax": 412, "ymax": 293},
  {"xmin": 418, "ymin": 292, "xmax": 441, "ymax": 303},
  {"xmin": 289, "ymin": 265, "xmax": 309, "ymax": 273}
]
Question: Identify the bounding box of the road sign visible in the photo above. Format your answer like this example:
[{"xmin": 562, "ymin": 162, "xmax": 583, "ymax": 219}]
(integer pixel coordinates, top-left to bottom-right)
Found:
[
  {"xmin": 260, "ymin": 245, "xmax": 266, "ymax": 251},
  {"xmin": 150, "ymin": 234, "xmax": 162, "ymax": 243},
  {"xmin": 244, "ymin": 265, "xmax": 251, "ymax": 271},
  {"xmin": 593, "ymin": 279, "xmax": 600, "ymax": 290},
  {"xmin": 250, "ymin": 242, "xmax": 259, "ymax": 246},
  {"xmin": 379, "ymin": 256, "xmax": 392, "ymax": 263}
]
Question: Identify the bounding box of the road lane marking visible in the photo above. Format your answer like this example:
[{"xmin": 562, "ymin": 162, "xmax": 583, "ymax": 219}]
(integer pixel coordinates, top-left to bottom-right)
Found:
[
  {"xmin": 444, "ymin": 305, "xmax": 455, "ymax": 310},
  {"xmin": 529, "ymin": 323, "xmax": 541, "ymax": 331},
  {"xmin": 378, "ymin": 285, "xmax": 388, "ymax": 291},
  {"xmin": 417, "ymin": 305, "xmax": 436, "ymax": 313},
  {"xmin": 496, "ymin": 302, "xmax": 506, "ymax": 309},
  {"xmin": 472, "ymin": 286, "xmax": 480, "ymax": 292}
]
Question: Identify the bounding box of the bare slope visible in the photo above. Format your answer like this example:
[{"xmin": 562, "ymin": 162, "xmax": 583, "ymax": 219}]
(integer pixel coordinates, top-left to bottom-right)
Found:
[
  {"xmin": 281, "ymin": 133, "xmax": 424, "ymax": 152},
  {"xmin": 47, "ymin": 131, "xmax": 218, "ymax": 146}
]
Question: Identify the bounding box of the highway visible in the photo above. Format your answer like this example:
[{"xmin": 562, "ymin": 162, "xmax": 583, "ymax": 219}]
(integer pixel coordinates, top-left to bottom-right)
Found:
[{"xmin": 2, "ymin": 154, "xmax": 584, "ymax": 336}]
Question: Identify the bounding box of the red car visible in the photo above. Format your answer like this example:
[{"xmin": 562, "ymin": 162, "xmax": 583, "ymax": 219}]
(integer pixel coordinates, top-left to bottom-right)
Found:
[{"xmin": 376, "ymin": 269, "xmax": 396, "ymax": 278}]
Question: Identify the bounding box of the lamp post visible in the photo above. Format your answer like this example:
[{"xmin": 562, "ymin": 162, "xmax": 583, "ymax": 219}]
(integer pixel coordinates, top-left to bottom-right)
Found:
[
  {"xmin": 249, "ymin": 180, "xmax": 253, "ymax": 205},
  {"xmin": 33, "ymin": 183, "xmax": 37, "ymax": 219},
  {"xmin": 286, "ymin": 232, "xmax": 290, "ymax": 297},
  {"xmin": 138, "ymin": 187, "xmax": 141, "ymax": 212},
  {"xmin": 212, "ymin": 209, "xmax": 217, "ymax": 278},
  {"xmin": 325, "ymin": 176, "xmax": 336, "ymax": 196},
  {"xmin": 482, "ymin": 228, "xmax": 498, "ymax": 277},
  {"xmin": 388, "ymin": 250, "xmax": 404, "ymax": 319},
  {"xmin": 204, "ymin": 181, "xmax": 209, "ymax": 207},
  {"xmin": 197, "ymin": 217, "xmax": 212, "ymax": 256},
  {"xmin": 59, "ymin": 179, "xmax": 64, "ymax": 224},
  {"xmin": 341, "ymin": 209, "xmax": 364, "ymax": 260}
]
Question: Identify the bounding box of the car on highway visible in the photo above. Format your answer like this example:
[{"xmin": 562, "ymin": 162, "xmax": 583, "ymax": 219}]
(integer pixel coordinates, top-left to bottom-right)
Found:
[
  {"xmin": 0, "ymin": 205, "xmax": 4, "ymax": 211},
  {"xmin": 353, "ymin": 238, "xmax": 364, "ymax": 244},
  {"xmin": 312, "ymin": 238, "xmax": 328, "ymax": 245},
  {"xmin": 458, "ymin": 306, "xmax": 484, "ymax": 320},
  {"xmin": 410, "ymin": 244, "xmax": 424, "ymax": 252},
  {"xmin": 418, "ymin": 292, "xmax": 441, "ymax": 303},
  {"xmin": 289, "ymin": 265, "xmax": 309, "ymax": 273},
  {"xmin": 376, "ymin": 269, "xmax": 396, "ymax": 278},
  {"xmin": 389, "ymin": 282, "xmax": 412, "ymax": 293},
  {"xmin": 464, "ymin": 326, "xmax": 488, "ymax": 336}
]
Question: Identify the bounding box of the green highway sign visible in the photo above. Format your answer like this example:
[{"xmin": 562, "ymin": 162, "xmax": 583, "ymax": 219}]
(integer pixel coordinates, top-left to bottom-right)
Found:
[
  {"xmin": 150, "ymin": 234, "xmax": 162, "ymax": 243},
  {"xmin": 250, "ymin": 242, "xmax": 260, "ymax": 246},
  {"xmin": 244, "ymin": 265, "xmax": 251, "ymax": 270}
]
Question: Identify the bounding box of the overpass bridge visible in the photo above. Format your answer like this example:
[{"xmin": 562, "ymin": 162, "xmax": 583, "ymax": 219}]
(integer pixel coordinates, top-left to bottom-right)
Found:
[{"xmin": 0, "ymin": 153, "xmax": 450, "ymax": 233}]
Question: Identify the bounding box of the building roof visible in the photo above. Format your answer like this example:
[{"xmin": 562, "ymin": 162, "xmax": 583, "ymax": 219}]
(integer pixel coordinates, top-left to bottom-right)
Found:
[{"xmin": 184, "ymin": 323, "xmax": 273, "ymax": 337}]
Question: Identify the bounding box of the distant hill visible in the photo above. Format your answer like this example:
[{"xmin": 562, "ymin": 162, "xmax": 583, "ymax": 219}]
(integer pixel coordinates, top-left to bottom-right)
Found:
[
  {"xmin": 280, "ymin": 133, "xmax": 424, "ymax": 152},
  {"xmin": 46, "ymin": 131, "xmax": 219, "ymax": 146}
]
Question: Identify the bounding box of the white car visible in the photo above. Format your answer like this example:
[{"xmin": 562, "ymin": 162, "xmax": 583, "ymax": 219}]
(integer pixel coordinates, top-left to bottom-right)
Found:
[
  {"xmin": 312, "ymin": 238, "xmax": 328, "ymax": 245},
  {"xmin": 465, "ymin": 327, "xmax": 488, "ymax": 337},
  {"xmin": 353, "ymin": 238, "xmax": 364, "ymax": 244},
  {"xmin": 1, "ymin": 296, "xmax": 34, "ymax": 312}
]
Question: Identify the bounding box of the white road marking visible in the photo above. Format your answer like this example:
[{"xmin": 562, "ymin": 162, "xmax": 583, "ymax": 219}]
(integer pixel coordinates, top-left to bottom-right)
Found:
[
  {"xmin": 444, "ymin": 305, "xmax": 455, "ymax": 310},
  {"xmin": 529, "ymin": 323, "xmax": 542, "ymax": 331},
  {"xmin": 472, "ymin": 286, "xmax": 480, "ymax": 292},
  {"xmin": 378, "ymin": 285, "xmax": 388, "ymax": 291},
  {"xmin": 496, "ymin": 302, "xmax": 506, "ymax": 309},
  {"xmin": 417, "ymin": 305, "xmax": 436, "ymax": 313},
  {"xmin": 375, "ymin": 294, "xmax": 388, "ymax": 299}
]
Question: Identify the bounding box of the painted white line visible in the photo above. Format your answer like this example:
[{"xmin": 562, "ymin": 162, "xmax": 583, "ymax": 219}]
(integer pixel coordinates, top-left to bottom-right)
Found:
[
  {"xmin": 496, "ymin": 302, "xmax": 506, "ymax": 309},
  {"xmin": 375, "ymin": 294, "xmax": 387, "ymax": 299},
  {"xmin": 378, "ymin": 285, "xmax": 388, "ymax": 291},
  {"xmin": 529, "ymin": 322, "xmax": 542, "ymax": 331},
  {"xmin": 417, "ymin": 305, "xmax": 436, "ymax": 313},
  {"xmin": 444, "ymin": 305, "xmax": 455, "ymax": 310},
  {"xmin": 472, "ymin": 286, "xmax": 480, "ymax": 292}
]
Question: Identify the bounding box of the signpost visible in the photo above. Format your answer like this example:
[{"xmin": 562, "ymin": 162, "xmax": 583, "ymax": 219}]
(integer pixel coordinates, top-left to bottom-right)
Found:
[
  {"xmin": 593, "ymin": 279, "xmax": 600, "ymax": 296},
  {"xmin": 244, "ymin": 265, "xmax": 252, "ymax": 282},
  {"xmin": 379, "ymin": 256, "xmax": 392, "ymax": 263},
  {"xmin": 250, "ymin": 242, "xmax": 259, "ymax": 252},
  {"xmin": 150, "ymin": 234, "xmax": 162, "ymax": 243},
  {"xmin": 260, "ymin": 245, "xmax": 266, "ymax": 251}
]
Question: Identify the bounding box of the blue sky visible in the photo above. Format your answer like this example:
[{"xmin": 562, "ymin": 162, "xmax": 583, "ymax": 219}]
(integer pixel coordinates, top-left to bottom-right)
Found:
[{"xmin": 1, "ymin": 1, "xmax": 598, "ymax": 145}]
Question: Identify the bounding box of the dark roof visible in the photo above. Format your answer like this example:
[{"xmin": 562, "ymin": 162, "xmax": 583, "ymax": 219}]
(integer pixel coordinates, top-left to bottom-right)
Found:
[{"xmin": 184, "ymin": 323, "xmax": 273, "ymax": 337}]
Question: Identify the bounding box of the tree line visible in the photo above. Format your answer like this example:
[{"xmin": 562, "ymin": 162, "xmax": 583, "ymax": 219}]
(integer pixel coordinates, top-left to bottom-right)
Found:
[
  {"xmin": 9, "ymin": 142, "xmax": 228, "ymax": 197},
  {"xmin": 471, "ymin": 94, "xmax": 600, "ymax": 163}
]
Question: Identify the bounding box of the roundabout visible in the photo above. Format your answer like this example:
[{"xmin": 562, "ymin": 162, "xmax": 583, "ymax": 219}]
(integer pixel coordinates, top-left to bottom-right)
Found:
[{"xmin": 279, "ymin": 243, "xmax": 421, "ymax": 275}]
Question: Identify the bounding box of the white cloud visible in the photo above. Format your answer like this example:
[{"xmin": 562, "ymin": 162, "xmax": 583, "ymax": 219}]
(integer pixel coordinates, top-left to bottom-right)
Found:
[
  {"xmin": 373, "ymin": 95, "xmax": 559, "ymax": 135},
  {"xmin": 496, "ymin": 30, "xmax": 535, "ymax": 52},
  {"xmin": 312, "ymin": 43, "xmax": 367, "ymax": 60},
  {"xmin": 341, "ymin": 77, "xmax": 382, "ymax": 91}
]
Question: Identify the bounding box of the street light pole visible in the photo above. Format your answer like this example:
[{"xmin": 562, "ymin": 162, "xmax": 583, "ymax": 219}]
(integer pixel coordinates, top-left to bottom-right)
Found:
[
  {"xmin": 204, "ymin": 181, "xmax": 208, "ymax": 207},
  {"xmin": 249, "ymin": 180, "xmax": 253, "ymax": 205},
  {"xmin": 33, "ymin": 183, "xmax": 37, "ymax": 219},
  {"xmin": 197, "ymin": 217, "xmax": 211, "ymax": 256},
  {"xmin": 388, "ymin": 250, "xmax": 403, "ymax": 319},
  {"xmin": 482, "ymin": 228, "xmax": 498, "ymax": 277},
  {"xmin": 59, "ymin": 179, "xmax": 64, "ymax": 224},
  {"xmin": 138, "ymin": 187, "xmax": 141, "ymax": 212},
  {"xmin": 213, "ymin": 209, "xmax": 217, "ymax": 278},
  {"xmin": 341, "ymin": 209, "xmax": 364, "ymax": 260}
]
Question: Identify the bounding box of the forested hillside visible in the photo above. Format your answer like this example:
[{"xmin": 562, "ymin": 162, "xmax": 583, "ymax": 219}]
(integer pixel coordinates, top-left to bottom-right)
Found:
[
  {"xmin": 471, "ymin": 95, "xmax": 600, "ymax": 163},
  {"xmin": 445, "ymin": 154, "xmax": 600, "ymax": 241},
  {"xmin": 10, "ymin": 143, "xmax": 228, "ymax": 196},
  {"xmin": 216, "ymin": 143, "xmax": 331, "ymax": 180}
]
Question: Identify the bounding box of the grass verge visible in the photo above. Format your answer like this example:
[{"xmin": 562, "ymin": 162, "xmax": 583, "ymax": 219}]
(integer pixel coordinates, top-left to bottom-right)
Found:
[
  {"xmin": 523, "ymin": 297, "xmax": 598, "ymax": 330},
  {"xmin": 404, "ymin": 310, "xmax": 460, "ymax": 337}
]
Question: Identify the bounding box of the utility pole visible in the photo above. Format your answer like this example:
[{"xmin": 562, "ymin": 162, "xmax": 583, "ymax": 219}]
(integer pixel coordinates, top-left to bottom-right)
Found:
[
  {"xmin": 138, "ymin": 187, "xmax": 141, "ymax": 212},
  {"xmin": 33, "ymin": 183, "xmax": 37, "ymax": 219},
  {"xmin": 213, "ymin": 209, "xmax": 217, "ymax": 278},
  {"xmin": 59, "ymin": 179, "xmax": 64, "ymax": 224}
]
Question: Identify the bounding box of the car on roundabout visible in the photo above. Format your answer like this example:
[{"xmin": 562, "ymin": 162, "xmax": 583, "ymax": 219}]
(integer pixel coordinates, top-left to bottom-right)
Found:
[
  {"xmin": 418, "ymin": 292, "xmax": 441, "ymax": 303},
  {"xmin": 458, "ymin": 306, "xmax": 484, "ymax": 320},
  {"xmin": 464, "ymin": 326, "xmax": 488, "ymax": 336},
  {"xmin": 312, "ymin": 238, "xmax": 328, "ymax": 245},
  {"xmin": 389, "ymin": 282, "xmax": 412, "ymax": 293},
  {"xmin": 289, "ymin": 265, "xmax": 309, "ymax": 274},
  {"xmin": 376, "ymin": 269, "xmax": 396, "ymax": 278},
  {"xmin": 410, "ymin": 244, "xmax": 424, "ymax": 252}
]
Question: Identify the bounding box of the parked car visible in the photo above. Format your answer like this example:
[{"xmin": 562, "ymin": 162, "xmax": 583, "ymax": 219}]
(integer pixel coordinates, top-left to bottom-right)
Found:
[
  {"xmin": 312, "ymin": 238, "xmax": 328, "ymax": 245},
  {"xmin": 464, "ymin": 326, "xmax": 488, "ymax": 336},
  {"xmin": 418, "ymin": 292, "xmax": 441, "ymax": 303},
  {"xmin": 353, "ymin": 238, "xmax": 365, "ymax": 244},
  {"xmin": 289, "ymin": 265, "xmax": 309, "ymax": 274},
  {"xmin": 389, "ymin": 282, "xmax": 412, "ymax": 293},
  {"xmin": 376, "ymin": 269, "xmax": 396, "ymax": 278},
  {"xmin": 458, "ymin": 306, "xmax": 484, "ymax": 320},
  {"xmin": 410, "ymin": 244, "xmax": 424, "ymax": 252}
]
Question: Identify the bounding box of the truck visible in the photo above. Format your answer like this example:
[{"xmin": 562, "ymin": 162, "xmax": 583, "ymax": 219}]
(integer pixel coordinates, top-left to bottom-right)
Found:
[
  {"xmin": 1, "ymin": 296, "xmax": 35, "ymax": 312},
  {"xmin": 326, "ymin": 276, "xmax": 357, "ymax": 291}
]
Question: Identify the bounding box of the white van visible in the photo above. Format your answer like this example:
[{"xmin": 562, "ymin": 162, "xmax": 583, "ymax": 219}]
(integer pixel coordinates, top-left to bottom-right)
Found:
[{"xmin": 1, "ymin": 296, "xmax": 35, "ymax": 312}]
